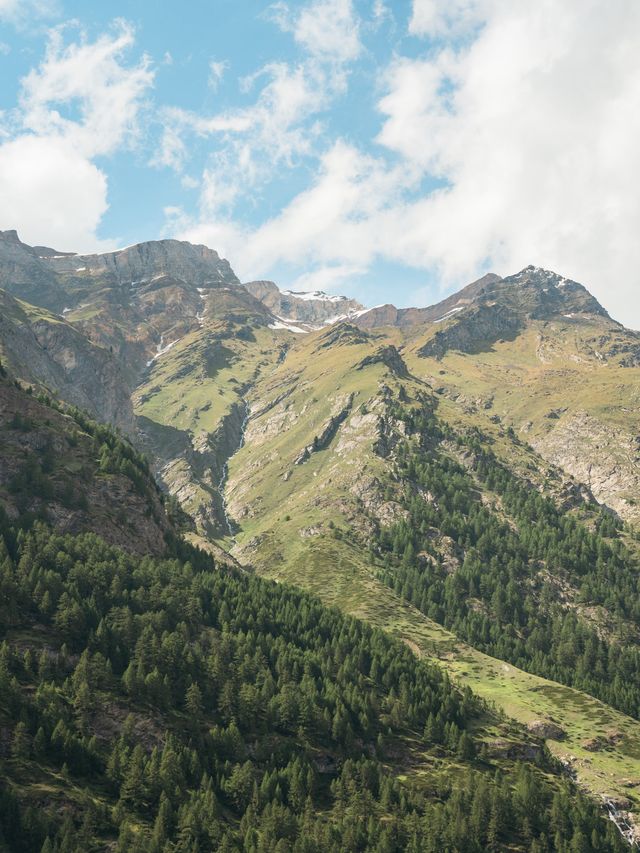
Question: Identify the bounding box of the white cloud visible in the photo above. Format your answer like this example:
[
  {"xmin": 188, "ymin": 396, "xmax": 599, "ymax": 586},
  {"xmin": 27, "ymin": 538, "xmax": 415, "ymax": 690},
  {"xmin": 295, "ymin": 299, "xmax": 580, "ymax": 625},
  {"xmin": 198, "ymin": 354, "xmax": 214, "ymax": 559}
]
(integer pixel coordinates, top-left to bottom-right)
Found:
[
  {"xmin": 288, "ymin": 262, "xmax": 365, "ymax": 293},
  {"xmin": 208, "ymin": 59, "xmax": 228, "ymax": 90},
  {"xmin": 0, "ymin": 20, "xmax": 154, "ymax": 251},
  {"xmin": 0, "ymin": 135, "xmax": 109, "ymax": 249},
  {"xmin": 408, "ymin": 0, "xmax": 484, "ymax": 37},
  {"xmin": 267, "ymin": 0, "xmax": 361, "ymax": 64},
  {"xmin": 371, "ymin": 0, "xmax": 393, "ymax": 28},
  {"xmin": 175, "ymin": 140, "xmax": 411, "ymax": 280},
  {"xmin": 155, "ymin": 59, "xmax": 323, "ymax": 193},
  {"xmin": 157, "ymin": 0, "xmax": 363, "ymax": 221},
  {"xmin": 20, "ymin": 20, "xmax": 153, "ymax": 156},
  {"xmin": 0, "ymin": 0, "xmax": 57, "ymax": 23},
  {"xmin": 380, "ymin": 0, "xmax": 640, "ymax": 324},
  {"xmin": 291, "ymin": 0, "xmax": 361, "ymax": 64}
]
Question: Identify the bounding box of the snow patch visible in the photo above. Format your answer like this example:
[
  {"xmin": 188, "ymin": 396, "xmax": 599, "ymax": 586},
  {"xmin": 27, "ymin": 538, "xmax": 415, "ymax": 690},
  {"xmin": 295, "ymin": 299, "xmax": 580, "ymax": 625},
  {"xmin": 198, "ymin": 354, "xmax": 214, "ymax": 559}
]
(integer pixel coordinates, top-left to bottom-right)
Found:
[
  {"xmin": 146, "ymin": 335, "xmax": 181, "ymax": 366},
  {"xmin": 433, "ymin": 306, "xmax": 465, "ymax": 323},
  {"xmin": 269, "ymin": 318, "xmax": 308, "ymax": 334},
  {"xmin": 282, "ymin": 289, "xmax": 348, "ymax": 303}
]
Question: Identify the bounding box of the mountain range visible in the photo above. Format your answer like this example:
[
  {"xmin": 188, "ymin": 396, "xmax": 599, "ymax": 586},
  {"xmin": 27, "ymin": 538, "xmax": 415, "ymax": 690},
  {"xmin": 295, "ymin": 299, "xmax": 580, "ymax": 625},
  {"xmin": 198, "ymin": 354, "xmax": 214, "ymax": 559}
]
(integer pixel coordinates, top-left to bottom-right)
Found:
[{"xmin": 1, "ymin": 227, "xmax": 640, "ymax": 850}]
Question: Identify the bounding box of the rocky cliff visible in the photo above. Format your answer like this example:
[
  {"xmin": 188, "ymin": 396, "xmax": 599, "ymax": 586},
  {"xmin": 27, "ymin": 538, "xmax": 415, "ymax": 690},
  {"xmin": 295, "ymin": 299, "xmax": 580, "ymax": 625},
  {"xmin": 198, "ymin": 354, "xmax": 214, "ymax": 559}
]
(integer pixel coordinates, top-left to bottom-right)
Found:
[
  {"xmin": 244, "ymin": 279, "xmax": 364, "ymax": 325},
  {"xmin": 0, "ymin": 289, "xmax": 135, "ymax": 434},
  {"xmin": 43, "ymin": 238, "xmax": 239, "ymax": 288}
]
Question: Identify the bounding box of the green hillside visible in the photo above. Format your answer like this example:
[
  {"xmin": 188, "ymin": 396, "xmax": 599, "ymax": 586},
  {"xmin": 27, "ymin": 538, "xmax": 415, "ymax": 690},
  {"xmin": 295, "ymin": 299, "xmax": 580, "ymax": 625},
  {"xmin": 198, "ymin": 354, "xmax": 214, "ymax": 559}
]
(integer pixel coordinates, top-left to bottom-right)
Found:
[
  {"xmin": 2, "ymin": 235, "xmax": 640, "ymax": 847},
  {"xmin": 2, "ymin": 379, "xmax": 627, "ymax": 852}
]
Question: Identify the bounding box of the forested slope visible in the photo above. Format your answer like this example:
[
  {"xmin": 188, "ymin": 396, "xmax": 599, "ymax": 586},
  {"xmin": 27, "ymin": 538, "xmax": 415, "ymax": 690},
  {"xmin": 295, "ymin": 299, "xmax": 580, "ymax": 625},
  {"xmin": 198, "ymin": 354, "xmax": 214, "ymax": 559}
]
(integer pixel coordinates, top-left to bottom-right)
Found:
[{"xmin": 0, "ymin": 375, "xmax": 627, "ymax": 852}]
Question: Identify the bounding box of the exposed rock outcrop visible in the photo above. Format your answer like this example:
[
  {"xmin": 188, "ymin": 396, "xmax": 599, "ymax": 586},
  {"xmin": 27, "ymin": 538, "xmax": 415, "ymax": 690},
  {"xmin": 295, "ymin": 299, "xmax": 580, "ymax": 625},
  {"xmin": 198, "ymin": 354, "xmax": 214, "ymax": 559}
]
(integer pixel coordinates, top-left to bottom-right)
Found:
[
  {"xmin": 43, "ymin": 238, "xmax": 239, "ymax": 288},
  {"xmin": 356, "ymin": 345, "xmax": 409, "ymax": 377},
  {"xmin": 533, "ymin": 411, "xmax": 640, "ymax": 523},
  {"xmin": 294, "ymin": 395, "xmax": 355, "ymax": 465},
  {"xmin": 244, "ymin": 280, "xmax": 364, "ymax": 326},
  {"xmin": 0, "ymin": 289, "xmax": 135, "ymax": 435}
]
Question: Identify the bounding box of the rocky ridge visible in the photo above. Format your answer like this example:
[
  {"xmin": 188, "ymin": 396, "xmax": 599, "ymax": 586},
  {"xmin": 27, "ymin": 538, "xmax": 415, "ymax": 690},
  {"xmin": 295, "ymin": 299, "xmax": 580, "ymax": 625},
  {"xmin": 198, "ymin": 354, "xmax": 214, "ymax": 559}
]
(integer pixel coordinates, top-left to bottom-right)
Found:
[{"xmin": 244, "ymin": 279, "xmax": 365, "ymax": 326}]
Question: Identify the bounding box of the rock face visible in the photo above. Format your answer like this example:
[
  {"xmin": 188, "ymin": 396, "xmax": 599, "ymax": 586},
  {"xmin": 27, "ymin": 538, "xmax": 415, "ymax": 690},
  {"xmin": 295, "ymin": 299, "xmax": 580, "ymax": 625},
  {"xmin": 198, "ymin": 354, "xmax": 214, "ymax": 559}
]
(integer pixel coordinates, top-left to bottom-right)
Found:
[
  {"xmin": 418, "ymin": 303, "xmax": 522, "ymax": 359},
  {"xmin": 244, "ymin": 280, "xmax": 364, "ymax": 325},
  {"xmin": 0, "ymin": 289, "xmax": 135, "ymax": 435},
  {"xmin": 532, "ymin": 411, "xmax": 640, "ymax": 524},
  {"xmin": 44, "ymin": 238, "xmax": 239, "ymax": 288},
  {"xmin": 526, "ymin": 719, "xmax": 566, "ymax": 741},
  {"xmin": 355, "ymin": 268, "xmax": 610, "ymax": 335},
  {"xmin": 294, "ymin": 395, "xmax": 355, "ymax": 465},
  {"xmin": 356, "ymin": 345, "xmax": 409, "ymax": 377},
  {"xmin": 0, "ymin": 230, "xmax": 268, "ymax": 385},
  {"xmin": 0, "ymin": 229, "xmax": 69, "ymax": 311},
  {"xmin": 414, "ymin": 267, "xmax": 615, "ymax": 359},
  {"xmin": 354, "ymin": 274, "xmax": 503, "ymax": 329}
]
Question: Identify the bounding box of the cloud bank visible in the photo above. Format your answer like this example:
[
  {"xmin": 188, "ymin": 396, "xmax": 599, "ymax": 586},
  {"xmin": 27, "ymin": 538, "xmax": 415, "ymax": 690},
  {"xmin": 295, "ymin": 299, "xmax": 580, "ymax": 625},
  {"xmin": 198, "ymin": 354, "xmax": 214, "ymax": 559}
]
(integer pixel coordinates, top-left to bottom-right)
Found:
[{"xmin": 0, "ymin": 20, "xmax": 153, "ymax": 250}]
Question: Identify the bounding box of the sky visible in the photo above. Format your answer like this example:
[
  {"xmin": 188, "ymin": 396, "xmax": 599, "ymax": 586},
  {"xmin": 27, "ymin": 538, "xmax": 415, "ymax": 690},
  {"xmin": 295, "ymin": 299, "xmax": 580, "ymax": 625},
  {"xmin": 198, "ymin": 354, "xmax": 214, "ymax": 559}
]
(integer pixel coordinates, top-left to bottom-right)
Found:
[{"xmin": 1, "ymin": 0, "xmax": 639, "ymax": 326}]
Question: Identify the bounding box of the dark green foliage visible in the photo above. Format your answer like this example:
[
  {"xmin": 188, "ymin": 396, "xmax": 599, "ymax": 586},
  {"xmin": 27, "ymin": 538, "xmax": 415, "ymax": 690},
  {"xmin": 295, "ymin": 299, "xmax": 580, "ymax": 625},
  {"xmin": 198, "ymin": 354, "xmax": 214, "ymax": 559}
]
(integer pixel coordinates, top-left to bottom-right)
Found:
[
  {"xmin": 0, "ymin": 522, "xmax": 625, "ymax": 851},
  {"xmin": 377, "ymin": 403, "xmax": 640, "ymax": 719},
  {"xmin": 0, "ymin": 374, "xmax": 162, "ymax": 532},
  {"xmin": 67, "ymin": 406, "xmax": 152, "ymax": 497}
]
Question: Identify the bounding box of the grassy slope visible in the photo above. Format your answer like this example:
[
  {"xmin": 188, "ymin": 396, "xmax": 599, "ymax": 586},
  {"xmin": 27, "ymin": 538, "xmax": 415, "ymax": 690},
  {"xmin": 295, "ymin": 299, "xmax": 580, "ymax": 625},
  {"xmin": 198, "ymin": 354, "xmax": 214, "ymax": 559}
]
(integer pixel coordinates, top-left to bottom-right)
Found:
[
  {"xmin": 222, "ymin": 323, "xmax": 640, "ymax": 817},
  {"xmin": 127, "ymin": 310, "xmax": 640, "ymax": 817},
  {"xmin": 403, "ymin": 318, "xmax": 640, "ymax": 521}
]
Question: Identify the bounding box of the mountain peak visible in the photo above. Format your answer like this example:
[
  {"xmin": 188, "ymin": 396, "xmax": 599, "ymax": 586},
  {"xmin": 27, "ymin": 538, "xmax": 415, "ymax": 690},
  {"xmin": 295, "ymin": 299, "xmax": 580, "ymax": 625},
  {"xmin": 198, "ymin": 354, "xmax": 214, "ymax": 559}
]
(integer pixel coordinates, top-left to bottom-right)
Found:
[
  {"xmin": 0, "ymin": 228, "xmax": 21, "ymax": 245},
  {"xmin": 244, "ymin": 280, "xmax": 364, "ymax": 326},
  {"xmin": 500, "ymin": 266, "xmax": 611, "ymax": 320},
  {"xmin": 39, "ymin": 237, "xmax": 239, "ymax": 288}
]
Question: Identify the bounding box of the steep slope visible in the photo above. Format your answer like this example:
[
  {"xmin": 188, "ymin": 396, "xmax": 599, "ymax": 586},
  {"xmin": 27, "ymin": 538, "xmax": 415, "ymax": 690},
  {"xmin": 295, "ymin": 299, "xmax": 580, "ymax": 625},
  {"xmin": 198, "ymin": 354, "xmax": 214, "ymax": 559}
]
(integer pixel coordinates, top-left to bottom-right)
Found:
[
  {"xmin": 0, "ymin": 366, "xmax": 174, "ymax": 555},
  {"xmin": 134, "ymin": 317, "xmax": 283, "ymax": 541},
  {"xmin": 399, "ymin": 270, "xmax": 640, "ymax": 523},
  {"xmin": 5, "ymin": 527, "xmax": 626, "ymax": 852},
  {"xmin": 0, "ymin": 289, "xmax": 134, "ymax": 434},
  {"xmin": 0, "ymin": 230, "xmax": 238, "ymax": 315},
  {"xmin": 219, "ymin": 293, "xmax": 640, "ymax": 829},
  {"xmin": 3, "ymin": 231, "xmax": 640, "ymax": 839},
  {"xmin": 0, "ymin": 233, "xmax": 282, "ymax": 540},
  {"xmin": 2, "ymin": 370, "xmax": 620, "ymax": 851}
]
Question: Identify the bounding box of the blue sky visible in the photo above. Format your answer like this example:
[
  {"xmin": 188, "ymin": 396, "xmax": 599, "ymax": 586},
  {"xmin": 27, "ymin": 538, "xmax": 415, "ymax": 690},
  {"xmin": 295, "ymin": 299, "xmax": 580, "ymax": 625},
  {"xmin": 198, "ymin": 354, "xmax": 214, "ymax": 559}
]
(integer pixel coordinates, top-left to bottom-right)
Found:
[{"xmin": 1, "ymin": 0, "xmax": 639, "ymax": 325}]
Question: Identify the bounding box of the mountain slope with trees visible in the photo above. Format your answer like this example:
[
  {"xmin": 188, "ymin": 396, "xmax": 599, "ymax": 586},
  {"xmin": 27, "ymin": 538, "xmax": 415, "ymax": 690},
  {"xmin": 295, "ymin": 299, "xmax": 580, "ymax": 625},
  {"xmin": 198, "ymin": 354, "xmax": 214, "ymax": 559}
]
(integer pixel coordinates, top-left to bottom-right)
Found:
[
  {"xmin": 0, "ymin": 375, "xmax": 625, "ymax": 852},
  {"xmin": 2, "ymin": 232, "xmax": 640, "ymax": 843}
]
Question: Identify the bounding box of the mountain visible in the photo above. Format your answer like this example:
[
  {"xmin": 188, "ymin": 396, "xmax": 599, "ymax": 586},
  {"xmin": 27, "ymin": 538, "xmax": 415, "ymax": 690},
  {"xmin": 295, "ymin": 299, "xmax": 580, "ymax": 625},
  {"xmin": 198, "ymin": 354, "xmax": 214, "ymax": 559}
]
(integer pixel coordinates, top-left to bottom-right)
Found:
[
  {"xmin": 354, "ymin": 267, "xmax": 610, "ymax": 332},
  {"xmin": 3, "ymin": 362, "xmax": 625, "ymax": 853},
  {"xmin": 2, "ymin": 230, "xmax": 640, "ymax": 845},
  {"xmin": 244, "ymin": 279, "xmax": 365, "ymax": 326},
  {"xmin": 0, "ymin": 288, "xmax": 134, "ymax": 434},
  {"xmin": 0, "ymin": 368, "xmax": 175, "ymax": 554}
]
